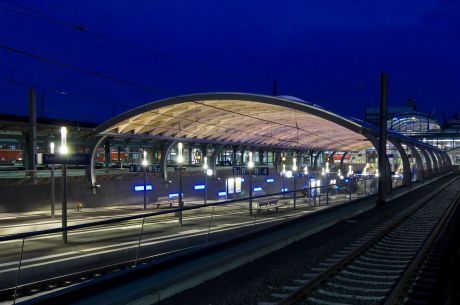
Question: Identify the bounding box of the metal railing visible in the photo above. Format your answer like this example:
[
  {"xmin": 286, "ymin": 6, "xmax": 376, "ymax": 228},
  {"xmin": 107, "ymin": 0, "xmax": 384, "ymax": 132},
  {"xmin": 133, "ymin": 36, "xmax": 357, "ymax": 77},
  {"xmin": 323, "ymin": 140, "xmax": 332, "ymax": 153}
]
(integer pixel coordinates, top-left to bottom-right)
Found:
[{"xmin": 0, "ymin": 176, "xmax": 382, "ymax": 304}]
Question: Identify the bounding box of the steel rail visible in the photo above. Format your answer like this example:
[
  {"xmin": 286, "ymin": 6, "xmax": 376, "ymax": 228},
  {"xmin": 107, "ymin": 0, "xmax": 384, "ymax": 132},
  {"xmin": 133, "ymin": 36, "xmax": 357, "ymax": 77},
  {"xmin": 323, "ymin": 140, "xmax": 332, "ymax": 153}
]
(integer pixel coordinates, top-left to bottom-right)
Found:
[
  {"xmin": 277, "ymin": 175, "xmax": 460, "ymax": 305},
  {"xmin": 384, "ymin": 186, "xmax": 460, "ymax": 305}
]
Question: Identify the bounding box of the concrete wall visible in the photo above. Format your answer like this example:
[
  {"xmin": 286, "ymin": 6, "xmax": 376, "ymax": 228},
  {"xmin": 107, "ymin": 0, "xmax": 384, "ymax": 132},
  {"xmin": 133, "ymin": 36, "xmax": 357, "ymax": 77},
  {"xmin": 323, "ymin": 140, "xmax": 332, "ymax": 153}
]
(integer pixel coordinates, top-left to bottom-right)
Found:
[{"xmin": 0, "ymin": 168, "xmax": 309, "ymax": 213}]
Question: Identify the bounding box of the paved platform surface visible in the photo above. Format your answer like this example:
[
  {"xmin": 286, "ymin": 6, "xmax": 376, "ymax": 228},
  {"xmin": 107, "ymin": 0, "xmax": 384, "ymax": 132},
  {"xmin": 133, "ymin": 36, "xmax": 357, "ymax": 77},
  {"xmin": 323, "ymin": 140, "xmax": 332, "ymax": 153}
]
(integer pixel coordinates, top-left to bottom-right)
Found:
[
  {"xmin": 0, "ymin": 174, "xmax": 447, "ymax": 304},
  {"xmin": 19, "ymin": 174, "xmax": 455, "ymax": 305},
  {"xmin": 0, "ymin": 194, "xmax": 361, "ymax": 236}
]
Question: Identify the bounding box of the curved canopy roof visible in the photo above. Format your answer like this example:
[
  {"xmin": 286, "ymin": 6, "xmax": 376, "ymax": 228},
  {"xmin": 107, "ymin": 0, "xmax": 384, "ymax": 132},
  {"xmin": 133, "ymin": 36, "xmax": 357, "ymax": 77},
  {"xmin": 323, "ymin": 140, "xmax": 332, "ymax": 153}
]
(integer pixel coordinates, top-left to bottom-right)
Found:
[{"xmin": 95, "ymin": 93, "xmax": 376, "ymax": 152}]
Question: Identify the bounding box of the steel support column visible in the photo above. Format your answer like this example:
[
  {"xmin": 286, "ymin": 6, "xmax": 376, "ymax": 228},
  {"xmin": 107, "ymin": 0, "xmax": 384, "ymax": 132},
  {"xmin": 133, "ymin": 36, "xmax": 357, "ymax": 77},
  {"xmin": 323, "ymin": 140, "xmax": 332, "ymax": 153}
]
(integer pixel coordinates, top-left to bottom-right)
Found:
[
  {"xmin": 27, "ymin": 89, "xmax": 37, "ymax": 182},
  {"xmin": 340, "ymin": 152, "xmax": 349, "ymax": 174},
  {"xmin": 309, "ymin": 150, "xmax": 315, "ymax": 167},
  {"xmin": 104, "ymin": 139, "xmax": 111, "ymax": 171},
  {"xmin": 313, "ymin": 151, "xmax": 322, "ymax": 169},
  {"xmin": 378, "ymin": 72, "xmax": 388, "ymax": 204},
  {"xmin": 274, "ymin": 150, "xmax": 281, "ymax": 175}
]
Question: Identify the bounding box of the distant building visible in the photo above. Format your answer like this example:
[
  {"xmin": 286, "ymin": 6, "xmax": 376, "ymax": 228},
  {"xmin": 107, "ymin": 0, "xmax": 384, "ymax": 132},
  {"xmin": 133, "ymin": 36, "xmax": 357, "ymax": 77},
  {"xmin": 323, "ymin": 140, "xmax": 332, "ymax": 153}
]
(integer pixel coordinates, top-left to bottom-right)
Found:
[
  {"xmin": 364, "ymin": 100, "xmax": 460, "ymax": 165},
  {"xmin": 364, "ymin": 98, "xmax": 417, "ymax": 126}
]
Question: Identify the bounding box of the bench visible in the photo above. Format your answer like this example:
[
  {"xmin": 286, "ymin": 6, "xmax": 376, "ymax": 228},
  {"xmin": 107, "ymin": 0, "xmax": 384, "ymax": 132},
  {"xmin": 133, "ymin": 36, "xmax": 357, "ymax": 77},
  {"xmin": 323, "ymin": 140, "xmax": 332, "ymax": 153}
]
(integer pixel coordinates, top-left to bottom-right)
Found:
[
  {"xmin": 255, "ymin": 199, "xmax": 286, "ymax": 213},
  {"xmin": 153, "ymin": 196, "xmax": 176, "ymax": 208}
]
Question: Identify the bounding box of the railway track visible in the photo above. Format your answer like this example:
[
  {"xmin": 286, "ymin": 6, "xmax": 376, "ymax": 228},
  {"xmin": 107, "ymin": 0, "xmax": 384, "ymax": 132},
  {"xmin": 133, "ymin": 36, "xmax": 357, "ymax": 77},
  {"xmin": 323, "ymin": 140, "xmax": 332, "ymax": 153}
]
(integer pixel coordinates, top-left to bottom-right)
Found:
[{"xmin": 257, "ymin": 176, "xmax": 460, "ymax": 305}]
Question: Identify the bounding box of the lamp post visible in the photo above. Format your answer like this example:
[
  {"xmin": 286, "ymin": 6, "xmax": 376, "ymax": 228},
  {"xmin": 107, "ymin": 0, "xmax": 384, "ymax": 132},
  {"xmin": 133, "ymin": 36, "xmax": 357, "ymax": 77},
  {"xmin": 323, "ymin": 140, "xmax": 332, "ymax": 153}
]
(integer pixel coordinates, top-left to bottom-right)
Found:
[
  {"xmin": 59, "ymin": 127, "xmax": 68, "ymax": 243},
  {"xmin": 248, "ymin": 152, "xmax": 254, "ymax": 216},
  {"xmin": 281, "ymin": 155, "xmax": 286, "ymax": 198},
  {"xmin": 375, "ymin": 168, "xmax": 379, "ymax": 194},
  {"xmin": 362, "ymin": 164, "xmax": 368, "ymax": 195},
  {"xmin": 50, "ymin": 142, "xmax": 55, "ymax": 218},
  {"xmin": 304, "ymin": 166, "xmax": 310, "ymax": 206},
  {"xmin": 325, "ymin": 162, "xmax": 330, "ymax": 204},
  {"xmin": 142, "ymin": 150, "xmax": 148, "ymax": 210},
  {"xmin": 303, "ymin": 166, "xmax": 308, "ymax": 187},
  {"xmin": 348, "ymin": 165, "xmax": 353, "ymax": 200},
  {"xmin": 282, "ymin": 163, "xmax": 286, "ymax": 198},
  {"xmin": 203, "ymin": 157, "xmax": 213, "ymax": 204},
  {"xmin": 292, "ymin": 157, "xmax": 298, "ymax": 208},
  {"xmin": 177, "ymin": 142, "xmax": 184, "ymax": 225}
]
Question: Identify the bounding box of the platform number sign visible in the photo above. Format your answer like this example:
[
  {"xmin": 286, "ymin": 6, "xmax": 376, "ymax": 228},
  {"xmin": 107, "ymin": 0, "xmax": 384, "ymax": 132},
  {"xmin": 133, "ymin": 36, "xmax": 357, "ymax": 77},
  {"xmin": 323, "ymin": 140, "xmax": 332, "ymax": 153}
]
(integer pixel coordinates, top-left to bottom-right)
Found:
[
  {"xmin": 129, "ymin": 164, "xmax": 160, "ymax": 173},
  {"xmin": 232, "ymin": 166, "xmax": 269, "ymax": 176}
]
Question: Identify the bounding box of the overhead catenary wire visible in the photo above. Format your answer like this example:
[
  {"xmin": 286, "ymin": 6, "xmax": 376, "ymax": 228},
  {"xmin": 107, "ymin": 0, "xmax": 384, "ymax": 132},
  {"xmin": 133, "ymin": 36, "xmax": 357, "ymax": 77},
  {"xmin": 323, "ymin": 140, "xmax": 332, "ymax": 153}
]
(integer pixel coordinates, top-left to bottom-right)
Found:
[
  {"xmin": 0, "ymin": 0, "xmax": 265, "ymax": 89},
  {"xmin": 0, "ymin": 44, "xmax": 360, "ymax": 150},
  {"xmin": 0, "ymin": 75, "xmax": 361, "ymax": 151},
  {"xmin": 0, "ymin": 1, "xmax": 363, "ymax": 149}
]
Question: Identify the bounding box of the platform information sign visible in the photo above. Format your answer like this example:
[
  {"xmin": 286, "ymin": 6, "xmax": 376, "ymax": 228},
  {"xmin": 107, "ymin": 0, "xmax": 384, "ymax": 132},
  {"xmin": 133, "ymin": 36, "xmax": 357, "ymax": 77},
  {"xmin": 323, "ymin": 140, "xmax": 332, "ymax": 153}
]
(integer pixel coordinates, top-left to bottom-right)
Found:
[
  {"xmin": 43, "ymin": 153, "xmax": 90, "ymax": 165},
  {"xmin": 232, "ymin": 166, "xmax": 269, "ymax": 175},
  {"xmin": 129, "ymin": 164, "xmax": 160, "ymax": 173}
]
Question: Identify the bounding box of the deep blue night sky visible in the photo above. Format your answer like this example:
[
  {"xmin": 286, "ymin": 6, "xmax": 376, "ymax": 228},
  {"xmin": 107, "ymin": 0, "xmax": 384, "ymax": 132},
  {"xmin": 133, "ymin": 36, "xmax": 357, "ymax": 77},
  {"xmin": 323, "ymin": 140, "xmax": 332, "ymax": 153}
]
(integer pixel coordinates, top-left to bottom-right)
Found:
[{"xmin": 0, "ymin": 0, "xmax": 459, "ymax": 123}]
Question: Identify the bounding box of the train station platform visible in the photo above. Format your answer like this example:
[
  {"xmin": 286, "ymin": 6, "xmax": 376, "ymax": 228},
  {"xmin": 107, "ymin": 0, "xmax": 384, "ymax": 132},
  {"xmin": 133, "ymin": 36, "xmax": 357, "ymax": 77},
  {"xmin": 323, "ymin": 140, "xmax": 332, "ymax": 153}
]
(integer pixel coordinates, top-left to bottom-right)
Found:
[{"xmin": 0, "ymin": 173, "xmax": 453, "ymax": 305}]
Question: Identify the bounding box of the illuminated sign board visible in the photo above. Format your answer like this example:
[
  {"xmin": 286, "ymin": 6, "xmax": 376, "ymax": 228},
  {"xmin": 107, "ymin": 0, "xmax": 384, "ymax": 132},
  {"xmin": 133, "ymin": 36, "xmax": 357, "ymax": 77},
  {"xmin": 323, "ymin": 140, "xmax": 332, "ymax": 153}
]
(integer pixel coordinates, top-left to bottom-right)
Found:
[
  {"xmin": 129, "ymin": 164, "xmax": 161, "ymax": 173},
  {"xmin": 168, "ymin": 193, "xmax": 183, "ymax": 199},
  {"xmin": 232, "ymin": 166, "xmax": 269, "ymax": 175},
  {"xmin": 134, "ymin": 185, "xmax": 153, "ymax": 192}
]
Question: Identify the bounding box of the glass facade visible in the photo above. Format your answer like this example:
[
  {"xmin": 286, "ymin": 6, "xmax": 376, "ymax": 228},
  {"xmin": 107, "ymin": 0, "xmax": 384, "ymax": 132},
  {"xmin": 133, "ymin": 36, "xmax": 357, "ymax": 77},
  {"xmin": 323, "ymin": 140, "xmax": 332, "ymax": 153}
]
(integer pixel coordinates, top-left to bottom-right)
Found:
[{"xmin": 388, "ymin": 113, "xmax": 441, "ymax": 135}]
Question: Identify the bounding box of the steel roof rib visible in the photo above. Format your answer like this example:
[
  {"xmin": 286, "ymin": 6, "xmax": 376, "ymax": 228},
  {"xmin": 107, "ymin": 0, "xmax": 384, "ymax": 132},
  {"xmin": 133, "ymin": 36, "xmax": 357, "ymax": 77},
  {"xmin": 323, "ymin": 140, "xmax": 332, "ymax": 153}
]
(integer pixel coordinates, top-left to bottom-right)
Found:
[{"xmin": 94, "ymin": 92, "xmax": 432, "ymax": 153}]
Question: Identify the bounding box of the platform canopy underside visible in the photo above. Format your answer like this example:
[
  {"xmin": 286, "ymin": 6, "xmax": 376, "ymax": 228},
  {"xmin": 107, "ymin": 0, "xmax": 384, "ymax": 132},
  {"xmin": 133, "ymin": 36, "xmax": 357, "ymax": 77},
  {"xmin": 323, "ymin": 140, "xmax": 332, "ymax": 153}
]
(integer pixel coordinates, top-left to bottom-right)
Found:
[{"xmin": 96, "ymin": 93, "xmax": 373, "ymax": 152}]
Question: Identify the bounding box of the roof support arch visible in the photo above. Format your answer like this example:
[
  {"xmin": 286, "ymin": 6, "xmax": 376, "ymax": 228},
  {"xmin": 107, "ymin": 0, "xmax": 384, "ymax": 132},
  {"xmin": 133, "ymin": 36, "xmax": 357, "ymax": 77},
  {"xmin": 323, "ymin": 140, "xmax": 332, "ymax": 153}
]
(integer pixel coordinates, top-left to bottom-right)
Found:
[
  {"xmin": 90, "ymin": 135, "xmax": 108, "ymax": 191},
  {"xmin": 445, "ymin": 150, "xmax": 453, "ymax": 168},
  {"xmin": 442, "ymin": 151, "xmax": 452, "ymax": 171},
  {"xmin": 389, "ymin": 139, "xmax": 411, "ymax": 186},
  {"xmin": 406, "ymin": 143, "xmax": 424, "ymax": 182},
  {"xmin": 363, "ymin": 130, "xmax": 392, "ymax": 196},
  {"xmin": 211, "ymin": 145, "xmax": 225, "ymax": 178},
  {"xmin": 439, "ymin": 150, "xmax": 448, "ymax": 173},
  {"xmin": 328, "ymin": 151, "xmax": 336, "ymax": 164},
  {"xmin": 443, "ymin": 150, "xmax": 452, "ymax": 171},
  {"xmin": 442, "ymin": 149, "xmax": 452, "ymax": 171},
  {"xmin": 427, "ymin": 149, "xmax": 439, "ymax": 176},
  {"xmin": 160, "ymin": 141, "xmax": 176, "ymax": 182},
  {"xmin": 418, "ymin": 146, "xmax": 433, "ymax": 178}
]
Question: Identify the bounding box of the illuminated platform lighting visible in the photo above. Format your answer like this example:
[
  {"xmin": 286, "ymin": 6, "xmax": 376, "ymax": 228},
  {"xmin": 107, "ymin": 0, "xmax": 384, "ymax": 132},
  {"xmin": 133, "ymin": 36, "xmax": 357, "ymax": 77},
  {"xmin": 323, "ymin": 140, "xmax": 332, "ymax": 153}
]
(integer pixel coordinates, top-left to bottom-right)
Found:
[
  {"xmin": 266, "ymin": 178, "xmax": 274, "ymax": 183},
  {"xmin": 134, "ymin": 185, "xmax": 153, "ymax": 192},
  {"xmin": 253, "ymin": 187, "xmax": 263, "ymax": 192},
  {"xmin": 218, "ymin": 191, "xmax": 227, "ymax": 196},
  {"xmin": 281, "ymin": 187, "xmax": 288, "ymax": 192},
  {"xmin": 194, "ymin": 184, "xmax": 206, "ymax": 190}
]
